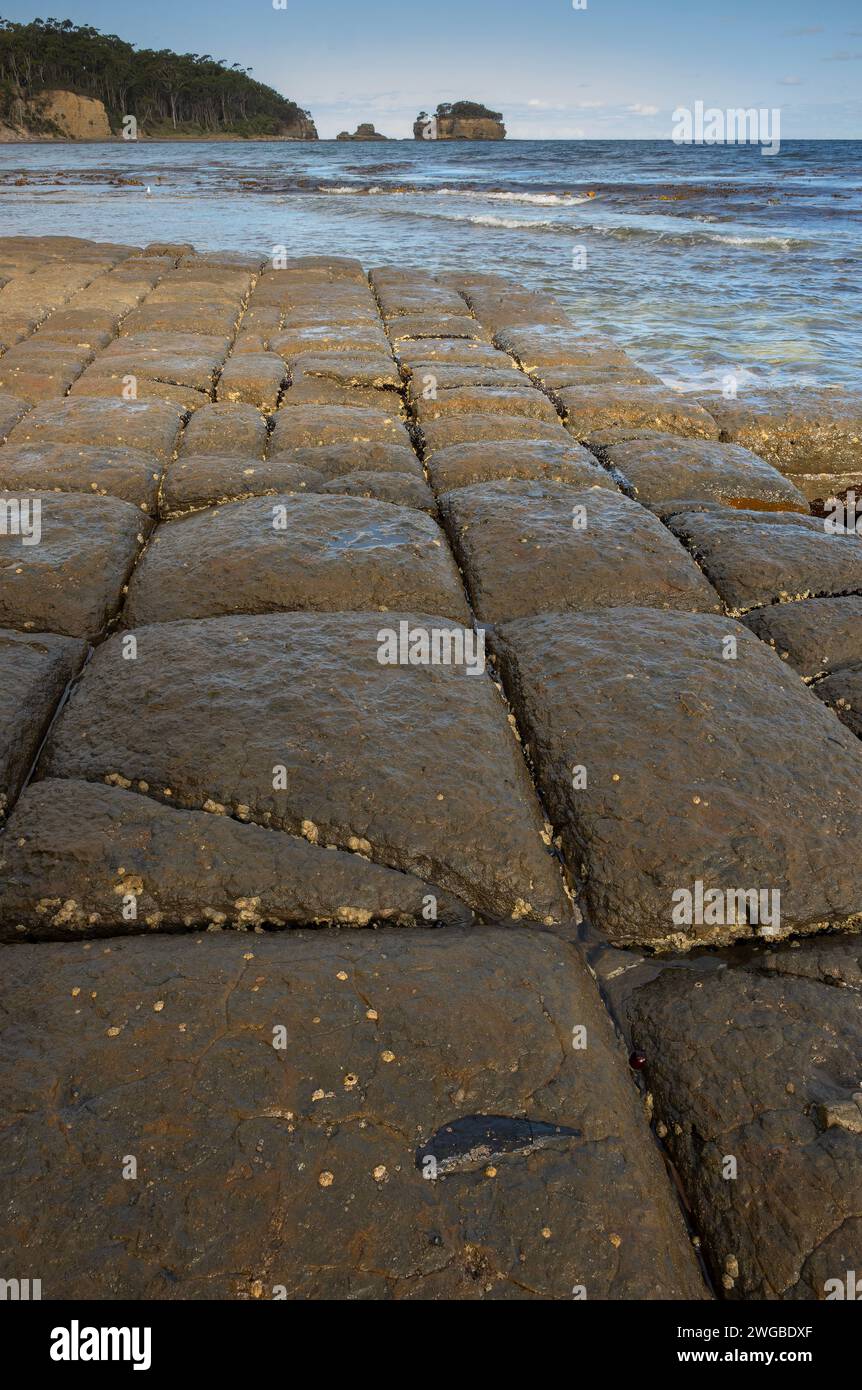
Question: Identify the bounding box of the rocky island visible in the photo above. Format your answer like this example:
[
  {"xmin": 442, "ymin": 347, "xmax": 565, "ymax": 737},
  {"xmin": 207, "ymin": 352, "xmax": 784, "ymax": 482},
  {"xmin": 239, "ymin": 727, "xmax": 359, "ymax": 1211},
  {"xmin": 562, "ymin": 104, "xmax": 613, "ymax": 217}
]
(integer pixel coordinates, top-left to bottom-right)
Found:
[
  {"xmin": 414, "ymin": 101, "xmax": 506, "ymax": 140},
  {"xmin": 336, "ymin": 123, "xmax": 389, "ymax": 141},
  {"xmin": 0, "ymin": 18, "xmax": 317, "ymax": 140}
]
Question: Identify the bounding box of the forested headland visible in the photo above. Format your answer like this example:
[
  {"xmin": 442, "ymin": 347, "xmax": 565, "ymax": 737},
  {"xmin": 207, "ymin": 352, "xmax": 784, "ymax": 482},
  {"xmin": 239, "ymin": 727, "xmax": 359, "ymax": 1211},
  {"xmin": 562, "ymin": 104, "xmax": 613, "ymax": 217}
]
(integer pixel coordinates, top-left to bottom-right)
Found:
[{"xmin": 0, "ymin": 18, "xmax": 317, "ymax": 138}]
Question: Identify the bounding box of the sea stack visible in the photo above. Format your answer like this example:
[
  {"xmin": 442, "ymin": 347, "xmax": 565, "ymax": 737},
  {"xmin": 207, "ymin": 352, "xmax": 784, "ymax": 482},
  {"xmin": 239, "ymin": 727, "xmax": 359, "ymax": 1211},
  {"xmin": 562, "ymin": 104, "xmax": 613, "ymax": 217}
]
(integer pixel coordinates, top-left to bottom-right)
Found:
[
  {"xmin": 336, "ymin": 123, "xmax": 389, "ymax": 141},
  {"xmin": 414, "ymin": 101, "xmax": 506, "ymax": 140}
]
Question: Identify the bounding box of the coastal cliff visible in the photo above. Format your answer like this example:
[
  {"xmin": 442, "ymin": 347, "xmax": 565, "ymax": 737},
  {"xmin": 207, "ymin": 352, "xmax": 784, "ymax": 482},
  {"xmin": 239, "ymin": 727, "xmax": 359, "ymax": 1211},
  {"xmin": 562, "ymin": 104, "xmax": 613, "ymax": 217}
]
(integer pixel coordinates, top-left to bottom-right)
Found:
[
  {"xmin": 0, "ymin": 89, "xmax": 111, "ymax": 140},
  {"xmin": 414, "ymin": 101, "xmax": 506, "ymax": 140}
]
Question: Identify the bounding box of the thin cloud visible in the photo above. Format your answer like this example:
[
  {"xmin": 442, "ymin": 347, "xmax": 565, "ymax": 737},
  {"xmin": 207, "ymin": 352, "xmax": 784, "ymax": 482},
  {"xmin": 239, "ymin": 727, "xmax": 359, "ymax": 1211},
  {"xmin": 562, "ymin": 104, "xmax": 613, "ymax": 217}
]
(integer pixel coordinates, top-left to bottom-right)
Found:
[
  {"xmin": 778, "ymin": 76, "xmax": 802, "ymax": 85},
  {"xmin": 629, "ymin": 103, "xmax": 659, "ymax": 116},
  {"xmin": 824, "ymin": 50, "xmax": 862, "ymax": 60},
  {"xmin": 783, "ymin": 25, "xmax": 824, "ymax": 36}
]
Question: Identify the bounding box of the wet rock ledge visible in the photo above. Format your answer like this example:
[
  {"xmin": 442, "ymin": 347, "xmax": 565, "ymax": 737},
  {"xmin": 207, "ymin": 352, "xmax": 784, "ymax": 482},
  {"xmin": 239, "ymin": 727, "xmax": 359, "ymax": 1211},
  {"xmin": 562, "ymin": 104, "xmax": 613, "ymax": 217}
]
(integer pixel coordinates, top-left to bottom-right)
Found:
[{"xmin": 0, "ymin": 236, "xmax": 860, "ymax": 1300}]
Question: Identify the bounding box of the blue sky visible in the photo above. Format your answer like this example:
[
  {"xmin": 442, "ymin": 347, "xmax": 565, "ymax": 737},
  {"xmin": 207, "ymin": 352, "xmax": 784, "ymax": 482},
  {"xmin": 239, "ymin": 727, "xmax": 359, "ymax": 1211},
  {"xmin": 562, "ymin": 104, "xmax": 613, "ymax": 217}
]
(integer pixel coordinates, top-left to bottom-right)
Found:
[{"xmin": 6, "ymin": 0, "xmax": 862, "ymax": 137}]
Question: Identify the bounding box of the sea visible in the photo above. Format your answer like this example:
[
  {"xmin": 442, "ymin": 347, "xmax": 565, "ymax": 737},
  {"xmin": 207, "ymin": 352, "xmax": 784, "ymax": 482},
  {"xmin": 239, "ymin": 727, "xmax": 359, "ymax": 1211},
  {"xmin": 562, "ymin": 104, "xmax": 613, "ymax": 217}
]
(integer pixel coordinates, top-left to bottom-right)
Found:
[{"xmin": 1, "ymin": 138, "xmax": 860, "ymax": 391}]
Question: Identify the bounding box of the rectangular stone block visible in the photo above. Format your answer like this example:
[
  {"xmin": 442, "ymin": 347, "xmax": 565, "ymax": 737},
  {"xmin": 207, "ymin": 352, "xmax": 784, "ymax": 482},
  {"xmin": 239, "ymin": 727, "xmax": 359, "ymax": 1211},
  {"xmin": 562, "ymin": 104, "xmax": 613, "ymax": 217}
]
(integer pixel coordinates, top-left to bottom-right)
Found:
[
  {"xmin": 271, "ymin": 326, "xmax": 391, "ymax": 357},
  {"xmin": 279, "ymin": 380, "xmax": 403, "ymax": 413},
  {"xmin": 538, "ymin": 364, "xmax": 662, "ymax": 390},
  {"xmin": 0, "ymin": 630, "xmax": 85, "ymax": 818},
  {"xmin": 421, "ymin": 414, "xmax": 568, "ymax": 457},
  {"xmin": 426, "ymin": 440, "xmax": 611, "ymax": 494},
  {"xmin": 179, "ymin": 402, "xmax": 268, "ymax": 458},
  {"xmin": 162, "ymin": 443, "xmax": 425, "ymax": 516},
  {"xmin": 0, "ymin": 392, "xmax": 31, "ymax": 440},
  {"xmin": 387, "ymin": 315, "xmax": 490, "ymax": 343},
  {"xmin": 69, "ymin": 374, "xmax": 208, "ymax": 412},
  {"xmin": 666, "ymin": 509, "xmax": 862, "ymax": 615},
  {"xmin": 121, "ymin": 301, "xmax": 241, "ymax": 337},
  {"xmin": 42, "ymin": 610, "xmax": 567, "ymax": 923},
  {"xmin": 494, "ymin": 326, "xmax": 632, "ymax": 372},
  {"xmin": 602, "ymin": 437, "xmax": 809, "ymax": 516},
  {"xmin": 0, "ymin": 343, "xmax": 95, "ymax": 403},
  {"xmin": 0, "ymin": 491, "xmax": 150, "ymax": 638},
  {"xmin": 627, "ymin": 939, "xmax": 862, "ymax": 1298},
  {"xmin": 83, "ymin": 330, "xmax": 229, "ymax": 390},
  {"xmin": 216, "ymin": 353, "xmax": 286, "ymax": 411},
  {"xmin": 123, "ymin": 495, "xmax": 470, "ymax": 625},
  {"xmin": 813, "ymin": 665, "xmax": 862, "ymax": 740},
  {"xmin": 742, "ymin": 597, "xmax": 862, "ymax": 679},
  {"xmin": 397, "ymin": 340, "xmax": 509, "ymax": 369},
  {"xmin": 288, "ymin": 355, "xmax": 402, "ymax": 391},
  {"xmin": 269, "ymin": 407, "xmax": 412, "ymax": 453},
  {"xmin": 0, "ymin": 929, "xmax": 704, "ymax": 1299},
  {"xmin": 492, "ymin": 607, "xmax": 862, "ymax": 948},
  {"xmin": 464, "ymin": 292, "xmax": 570, "ymax": 333},
  {"xmin": 415, "ymin": 383, "xmax": 560, "ymax": 425},
  {"xmin": 0, "ymin": 779, "xmax": 473, "ymax": 936},
  {"xmin": 8, "ymin": 397, "xmax": 185, "ymax": 462},
  {"xmin": 700, "ymin": 389, "xmax": 862, "ymax": 475},
  {"xmin": 438, "ymin": 481, "xmax": 720, "ymax": 622},
  {"xmin": 0, "ymin": 444, "xmax": 161, "ymax": 514},
  {"xmin": 560, "ymin": 386, "xmax": 719, "ymax": 441}
]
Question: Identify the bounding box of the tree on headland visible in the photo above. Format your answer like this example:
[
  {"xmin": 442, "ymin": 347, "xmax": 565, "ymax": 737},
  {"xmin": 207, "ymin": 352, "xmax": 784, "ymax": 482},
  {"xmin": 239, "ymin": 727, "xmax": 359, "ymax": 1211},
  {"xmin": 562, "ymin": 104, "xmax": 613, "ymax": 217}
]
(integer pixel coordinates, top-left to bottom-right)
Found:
[
  {"xmin": 0, "ymin": 17, "xmax": 315, "ymax": 136},
  {"xmin": 436, "ymin": 100, "xmax": 503, "ymax": 122}
]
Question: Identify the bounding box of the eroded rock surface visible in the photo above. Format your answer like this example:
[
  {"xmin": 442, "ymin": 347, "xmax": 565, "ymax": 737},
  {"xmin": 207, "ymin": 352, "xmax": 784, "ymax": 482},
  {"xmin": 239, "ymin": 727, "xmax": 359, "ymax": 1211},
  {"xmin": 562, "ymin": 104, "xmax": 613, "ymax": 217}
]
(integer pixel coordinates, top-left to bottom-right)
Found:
[
  {"xmin": 124, "ymin": 495, "xmax": 469, "ymax": 624},
  {"xmin": 627, "ymin": 938, "xmax": 862, "ymax": 1298},
  {"xmin": 0, "ymin": 630, "xmax": 85, "ymax": 818},
  {"xmin": 0, "ymin": 929, "xmax": 705, "ymax": 1298},
  {"xmin": 667, "ymin": 508, "xmax": 862, "ymax": 615},
  {"xmin": 41, "ymin": 610, "xmax": 566, "ymax": 923},
  {"xmin": 743, "ymin": 596, "xmax": 862, "ymax": 679},
  {"xmin": 1, "ymin": 237, "xmax": 860, "ymax": 1304},
  {"xmin": 492, "ymin": 607, "xmax": 862, "ymax": 948},
  {"xmin": 602, "ymin": 437, "xmax": 809, "ymax": 517},
  {"xmin": 0, "ymin": 491, "xmax": 149, "ymax": 637},
  {"xmin": 0, "ymin": 779, "xmax": 475, "ymax": 936},
  {"xmin": 439, "ymin": 480, "xmax": 720, "ymax": 622}
]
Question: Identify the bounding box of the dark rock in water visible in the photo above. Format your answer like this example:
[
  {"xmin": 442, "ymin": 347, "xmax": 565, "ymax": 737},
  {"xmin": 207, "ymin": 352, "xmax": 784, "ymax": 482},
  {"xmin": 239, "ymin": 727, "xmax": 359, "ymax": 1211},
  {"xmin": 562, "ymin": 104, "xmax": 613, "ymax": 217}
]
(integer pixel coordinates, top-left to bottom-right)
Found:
[
  {"xmin": 336, "ymin": 124, "xmax": 389, "ymax": 141},
  {"xmin": 417, "ymin": 1115, "xmax": 582, "ymax": 1175}
]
